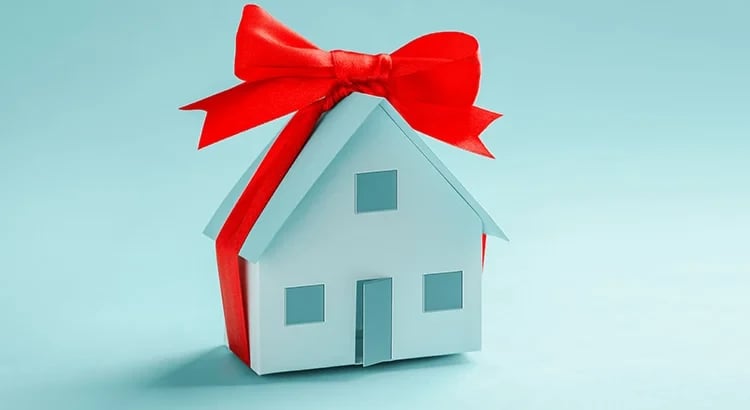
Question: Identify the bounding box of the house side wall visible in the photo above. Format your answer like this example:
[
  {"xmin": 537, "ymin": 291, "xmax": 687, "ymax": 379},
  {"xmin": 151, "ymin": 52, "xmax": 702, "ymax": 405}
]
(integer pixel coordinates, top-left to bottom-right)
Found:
[{"xmin": 255, "ymin": 108, "xmax": 482, "ymax": 374}]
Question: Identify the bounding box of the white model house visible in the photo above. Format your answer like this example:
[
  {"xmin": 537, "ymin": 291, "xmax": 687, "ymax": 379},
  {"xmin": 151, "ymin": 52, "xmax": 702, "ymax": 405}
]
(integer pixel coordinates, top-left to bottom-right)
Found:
[{"xmin": 204, "ymin": 92, "xmax": 507, "ymax": 375}]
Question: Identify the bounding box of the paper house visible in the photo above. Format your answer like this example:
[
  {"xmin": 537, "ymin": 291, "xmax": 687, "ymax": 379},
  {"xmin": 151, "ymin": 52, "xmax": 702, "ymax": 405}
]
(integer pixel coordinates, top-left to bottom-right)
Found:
[{"xmin": 204, "ymin": 92, "xmax": 507, "ymax": 375}]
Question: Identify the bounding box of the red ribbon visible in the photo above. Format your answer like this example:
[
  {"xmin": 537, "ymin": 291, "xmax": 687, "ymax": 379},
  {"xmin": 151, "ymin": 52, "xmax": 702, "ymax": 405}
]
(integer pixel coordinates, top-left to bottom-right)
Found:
[{"xmin": 181, "ymin": 4, "xmax": 501, "ymax": 366}]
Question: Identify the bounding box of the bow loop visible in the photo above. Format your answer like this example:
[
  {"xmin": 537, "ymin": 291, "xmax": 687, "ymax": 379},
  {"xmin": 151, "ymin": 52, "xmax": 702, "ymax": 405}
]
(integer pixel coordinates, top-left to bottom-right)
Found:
[
  {"xmin": 388, "ymin": 32, "xmax": 482, "ymax": 106},
  {"xmin": 235, "ymin": 4, "xmax": 331, "ymax": 82}
]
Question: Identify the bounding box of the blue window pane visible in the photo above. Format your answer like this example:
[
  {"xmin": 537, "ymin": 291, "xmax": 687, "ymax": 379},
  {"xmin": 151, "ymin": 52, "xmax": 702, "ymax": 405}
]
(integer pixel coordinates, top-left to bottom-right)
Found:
[
  {"xmin": 424, "ymin": 271, "xmax": 463, "ymax": 312},
  {"xmin": 356, "ymin": 170, "xmax": 398, "ymax": 213},
  {"xmin": 285, "ymin": 284, "xmax": 325, "ymax": 325}
]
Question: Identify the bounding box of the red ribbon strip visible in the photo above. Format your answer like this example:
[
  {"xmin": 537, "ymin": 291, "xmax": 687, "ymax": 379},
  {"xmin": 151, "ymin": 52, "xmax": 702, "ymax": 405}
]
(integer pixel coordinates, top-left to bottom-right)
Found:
[{"xmin": 181, "ymin": 4, "xmax": 501, "ymax": 365}]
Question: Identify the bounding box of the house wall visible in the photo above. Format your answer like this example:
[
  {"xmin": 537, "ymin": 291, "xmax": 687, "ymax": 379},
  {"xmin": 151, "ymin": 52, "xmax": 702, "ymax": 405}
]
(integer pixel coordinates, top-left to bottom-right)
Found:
[{"xmin": 248, "ymin": 107, "xmax": 483, "ymax": 375}]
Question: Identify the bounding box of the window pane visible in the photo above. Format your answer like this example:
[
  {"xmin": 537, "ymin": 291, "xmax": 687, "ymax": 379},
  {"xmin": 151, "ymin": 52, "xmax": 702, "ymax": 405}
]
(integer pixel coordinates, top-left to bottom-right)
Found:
[
  {"xmin": 285, "ymin": 284, "xmax": 325, "ymax": 325},
  {"xmin": 424, "ymin": 271, "xmax": 463, "ymax": 312},
  {"xmin": 356, "ymin": 170, "xmax": 398, "ymax": 213}
]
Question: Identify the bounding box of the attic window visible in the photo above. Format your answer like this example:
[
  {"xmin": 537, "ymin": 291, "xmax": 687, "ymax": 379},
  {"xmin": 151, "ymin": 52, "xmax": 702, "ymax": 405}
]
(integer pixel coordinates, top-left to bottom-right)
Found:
[{"xmin": 355, "ymin": 170, "xmax": 398, "ymax": 213}]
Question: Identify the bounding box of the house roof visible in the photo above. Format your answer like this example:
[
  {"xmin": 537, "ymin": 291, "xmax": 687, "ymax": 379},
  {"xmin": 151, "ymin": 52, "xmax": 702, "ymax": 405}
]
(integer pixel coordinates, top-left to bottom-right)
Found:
[{"xmin": 204, "ymin": 93, "xmax": 507, "ymax": 262}]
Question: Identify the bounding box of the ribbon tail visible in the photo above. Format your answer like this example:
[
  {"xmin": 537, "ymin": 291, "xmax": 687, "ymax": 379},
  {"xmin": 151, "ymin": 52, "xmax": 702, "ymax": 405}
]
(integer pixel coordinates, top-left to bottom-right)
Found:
[
  {"xmin": 212, "ymin": 100, "xmax": 328, "ymax": 366},
  {"xmin": 390, "ymin": 98, "xmax": 501, "ymax": 158},
  {"xmin": 181, "ymin": 78, "xmax": 334, "ymax": 149}
]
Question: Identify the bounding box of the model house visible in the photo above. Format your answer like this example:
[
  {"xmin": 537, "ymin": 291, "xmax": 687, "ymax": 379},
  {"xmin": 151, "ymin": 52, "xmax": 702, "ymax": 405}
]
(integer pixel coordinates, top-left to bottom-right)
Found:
[{"xmin": 203, "ymin": 92, "xmax": 507, "ymax": 375}]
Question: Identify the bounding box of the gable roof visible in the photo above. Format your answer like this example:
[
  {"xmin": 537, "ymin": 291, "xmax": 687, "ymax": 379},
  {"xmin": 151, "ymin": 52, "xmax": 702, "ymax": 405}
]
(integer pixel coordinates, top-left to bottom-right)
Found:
[{"xmin": 205, "ymin": 93, "xmax": 507, "ymax": 262}]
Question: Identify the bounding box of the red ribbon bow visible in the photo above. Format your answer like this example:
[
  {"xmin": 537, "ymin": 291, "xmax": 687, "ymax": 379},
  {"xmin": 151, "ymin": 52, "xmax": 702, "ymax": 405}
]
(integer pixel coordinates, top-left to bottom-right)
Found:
[{"xmin": 181, "ymin": 4, "xmax": 501, "ymax": 366}]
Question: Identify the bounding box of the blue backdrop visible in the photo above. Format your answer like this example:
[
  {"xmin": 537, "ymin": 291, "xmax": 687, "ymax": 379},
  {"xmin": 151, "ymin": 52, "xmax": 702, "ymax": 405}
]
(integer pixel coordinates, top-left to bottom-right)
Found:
[{"xmin": 1, "ymin": 1, "xmax": 748, "ymax": 409}]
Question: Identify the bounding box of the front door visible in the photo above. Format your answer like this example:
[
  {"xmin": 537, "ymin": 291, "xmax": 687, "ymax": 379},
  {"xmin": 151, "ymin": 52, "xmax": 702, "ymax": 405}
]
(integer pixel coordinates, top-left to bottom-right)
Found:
[{"xmin": 355, "ymin": 278, "xmax": 393, "ymax": 366}]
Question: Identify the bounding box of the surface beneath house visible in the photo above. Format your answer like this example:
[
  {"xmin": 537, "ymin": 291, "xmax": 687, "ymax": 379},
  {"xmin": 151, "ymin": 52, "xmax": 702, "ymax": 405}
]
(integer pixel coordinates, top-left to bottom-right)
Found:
[{"xmin": 3, "ymin": 262, "xmax": 749, "ymax": 410}]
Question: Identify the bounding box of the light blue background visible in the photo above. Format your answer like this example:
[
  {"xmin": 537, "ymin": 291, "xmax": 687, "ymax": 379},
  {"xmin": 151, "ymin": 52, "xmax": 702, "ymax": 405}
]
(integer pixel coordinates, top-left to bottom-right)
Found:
[{"xmin": 1, "ymin": 0, "xmax": 748, "ymax": 409}]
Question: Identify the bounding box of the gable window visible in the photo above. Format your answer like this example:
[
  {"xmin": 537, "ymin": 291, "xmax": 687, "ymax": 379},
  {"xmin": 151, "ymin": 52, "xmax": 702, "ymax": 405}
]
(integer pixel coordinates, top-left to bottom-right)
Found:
[
  {"xmin": 423, "ymin": 271, "xmax": 463, "ymax": 312},
  {"xmin": 355, "ymin": 169, "xmax": 398, "ymax": 213},
  {"xmin": 285, "ymin": 284, "xmax": 325, "ymax": 325}
]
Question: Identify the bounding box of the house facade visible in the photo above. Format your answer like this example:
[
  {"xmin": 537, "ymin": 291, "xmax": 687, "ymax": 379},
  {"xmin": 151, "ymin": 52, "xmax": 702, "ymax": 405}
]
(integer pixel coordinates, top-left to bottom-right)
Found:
[{"xmin": 205, "ymin": 93, "xmax": 506, "ymax": 375}]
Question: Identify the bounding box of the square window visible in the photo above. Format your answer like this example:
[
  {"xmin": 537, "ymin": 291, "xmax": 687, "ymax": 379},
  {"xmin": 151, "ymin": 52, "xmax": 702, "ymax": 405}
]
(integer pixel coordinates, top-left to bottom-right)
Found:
[
  {"xmin": 423, "ymin": 271, "xmax": 463, "ymax": 312},
  {"xmin": 356, "ymin": 170, "xmax": 397, "ymax": 213},
  {"xmin": 285, "ymin": 284, "xmax": 325, "ymax": 325}
]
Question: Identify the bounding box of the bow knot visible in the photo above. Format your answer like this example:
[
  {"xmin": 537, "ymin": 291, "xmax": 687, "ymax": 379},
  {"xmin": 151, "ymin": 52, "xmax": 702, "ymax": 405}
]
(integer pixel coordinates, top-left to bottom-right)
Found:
[{"xmin": 330, "ymin": 50, "xmax": 392, "ymax": 89}]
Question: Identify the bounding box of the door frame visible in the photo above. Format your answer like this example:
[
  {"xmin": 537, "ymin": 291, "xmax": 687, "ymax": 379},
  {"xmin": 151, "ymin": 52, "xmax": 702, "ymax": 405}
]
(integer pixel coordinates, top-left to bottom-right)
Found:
[{"xmin": 355, "ymin": 277, "xmax": 393, "ymax": 366}]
